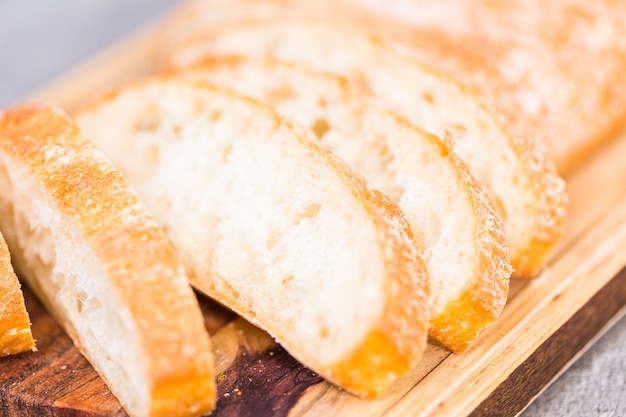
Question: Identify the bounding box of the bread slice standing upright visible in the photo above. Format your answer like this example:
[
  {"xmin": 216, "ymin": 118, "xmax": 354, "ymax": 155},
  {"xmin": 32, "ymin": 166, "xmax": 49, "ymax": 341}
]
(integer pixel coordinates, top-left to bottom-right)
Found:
[
  {"xmin": 169, "ymin": 56, "xmax": 511, "ymax": 352},
  {"xmin": 166, "ymin": 16, "xmax": 567, "ymax": 278},
  {"xmin": 0, "ymin": 104, "xmax": 216, "ymax": 417},
  {"xmin": 75, "ymin": 77, "xmax": 431, "ymax": 398},
  {"xmin": 0, "ymin": 231, "xmax": 35, "ymax": 356}
]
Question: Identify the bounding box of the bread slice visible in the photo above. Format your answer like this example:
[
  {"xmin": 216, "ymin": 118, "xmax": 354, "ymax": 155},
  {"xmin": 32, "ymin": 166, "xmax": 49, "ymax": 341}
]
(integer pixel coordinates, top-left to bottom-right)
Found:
[
  {"xmin": 167, "ymin": 55, "xmax": 511, "ymax": 352},
  {"xmin": 0, "ymin": 230, "xmax": 35, "ymax": 356},
  {"xmin": 165, "ymin": 17, "xmax": 567, "ymax": 278},
  {"xmin": 74, "ymin": 77, "xmax": 431, "ymax": 398},
  {"xmin": 343, "ymin": 0, "xmax": 626, "ymax": 174},
  {"xmin": 0, "ymin": 104, "xmax": 216, "ymax": 417}
]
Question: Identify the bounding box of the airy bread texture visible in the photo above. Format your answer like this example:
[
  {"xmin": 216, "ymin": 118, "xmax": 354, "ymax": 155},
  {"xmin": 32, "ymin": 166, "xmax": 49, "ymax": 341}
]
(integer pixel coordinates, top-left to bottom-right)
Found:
[
  {"xmin": 75, "ymin": 77, "xmax": 431, "ymax": 398},
  {"xmin": 0, "ymin": 104, "xmax": 216, "ymax": 417},
  {"xmin": 0, "ymin": 230, "xmax": 35, "ymax": 356},
  {"xmin": 169, "ymin": 56, "xmax": 511, "ymax": 352},
  {"xmin": 166, "ymin": 16, "xmax": 567, "ymax": 278}
]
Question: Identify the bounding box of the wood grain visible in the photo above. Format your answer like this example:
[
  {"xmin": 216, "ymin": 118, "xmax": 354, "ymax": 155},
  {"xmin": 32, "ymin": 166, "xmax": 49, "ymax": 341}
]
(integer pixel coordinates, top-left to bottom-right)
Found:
[
  {"xmin": 210, "ymin": 319, "xmax": 324, "ymax": 417},
  {"xmin": 471, "ymin": 269, "xmax": 626, "ymax": 417},
  {"xmin": 1, "ymin": 18, "xmax": 626, "ymax": 417},
  {"xmin": 0, "ymin": 287, "xmax": 321, "ymax": 417},
  {"xmin": 0, "ymin": 286, "xmax": 126, "ymax": 417}
]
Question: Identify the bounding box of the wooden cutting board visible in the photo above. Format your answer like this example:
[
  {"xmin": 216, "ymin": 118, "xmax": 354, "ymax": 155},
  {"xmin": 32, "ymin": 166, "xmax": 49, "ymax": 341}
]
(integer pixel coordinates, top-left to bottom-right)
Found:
[{"xmin": 2, "ymin": 21, "xmax": 626, "ymax": 417}]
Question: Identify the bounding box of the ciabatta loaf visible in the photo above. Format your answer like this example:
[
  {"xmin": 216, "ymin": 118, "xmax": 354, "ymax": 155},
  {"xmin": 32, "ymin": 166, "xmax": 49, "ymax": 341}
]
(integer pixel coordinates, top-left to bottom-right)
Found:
[
  {"xmin": 0, "ymin": 104, "xmax": 216, "ymax": 417},
  {"xmin": 0, "ymin": 230, "xmax": 35, "ymax": 356},
  {"xmin": 166, "ymin": 17, "xmax": 567, "ymax": 278},
  {"xmin": 170, "ymin": 56, "xmax": 511, "ymax": 352},
  {"xmin": 75, "ymin": 77, "xmax": 431, "ymax": 398},
  {"xmin": 343, "ymin": 0, "xmax": 626, "ymax": 174}
]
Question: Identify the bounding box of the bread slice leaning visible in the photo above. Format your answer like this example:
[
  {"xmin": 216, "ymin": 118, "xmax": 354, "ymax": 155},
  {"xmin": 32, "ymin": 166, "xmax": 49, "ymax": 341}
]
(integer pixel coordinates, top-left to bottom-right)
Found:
[
  {"xmin": 168, "ymin": 56, "xmax": 511, "ymax": 352},
  {"xmin": 166, "ymin": 16, "xmax": 568, "ymax": 278},
  {"xmin": 74, "ymin": 77, "xmax": 431, "ymax": 398},
  {"xmin": 0, "ymin": 230, "xmax": 35, "ymax": 356},
  {"xmin": 0, "ymin": 104, "xmax": 216, "ymax": 417}
]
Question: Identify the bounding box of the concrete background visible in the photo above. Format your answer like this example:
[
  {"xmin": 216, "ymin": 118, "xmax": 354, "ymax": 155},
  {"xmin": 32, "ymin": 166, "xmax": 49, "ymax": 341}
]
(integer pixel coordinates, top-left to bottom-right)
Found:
[{"xmin": 1, "ymin": 1, "xmax": 624, "ymax": 415}]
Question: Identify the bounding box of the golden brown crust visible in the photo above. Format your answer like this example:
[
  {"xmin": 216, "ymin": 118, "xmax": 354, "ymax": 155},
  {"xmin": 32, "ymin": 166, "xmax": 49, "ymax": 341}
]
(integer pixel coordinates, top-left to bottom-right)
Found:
[
  {"xmin": 430, "ymin": 154, "xmax": 511, "ymax": 353},
  {"xmin": 381, "ymin": 109, "xmax": 511, "ymax": 353},
  {"xmin": 0, "ymin": 232, "xmax": 35, "ymax": 357},
  {"xmin": 76, "ymin": 77, "xmax": 431, "ymax": 398},
  {"xmin": 508, "ymin": 134, "xmax": 568, "ymax": 277},
  {"xmin": 310, "ymin": 133, "xmax": 430, "ymax": 397},
  {"xmin": 0, "ymin": 104, "xmax": 215, "ymax": 417}
]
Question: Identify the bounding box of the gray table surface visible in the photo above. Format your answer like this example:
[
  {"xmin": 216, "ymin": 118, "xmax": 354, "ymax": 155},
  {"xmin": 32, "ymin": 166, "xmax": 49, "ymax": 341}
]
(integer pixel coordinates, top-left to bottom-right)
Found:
[{"xmin": 1, "ymin": 1, "xmax": 624, "ymax": 416}]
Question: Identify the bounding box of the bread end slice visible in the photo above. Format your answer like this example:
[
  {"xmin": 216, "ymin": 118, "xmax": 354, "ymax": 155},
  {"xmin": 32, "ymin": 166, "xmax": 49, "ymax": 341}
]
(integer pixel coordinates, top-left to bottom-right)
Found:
[
  {"xmin": 0, "ymin": 104, "xmax": 215, "ymax": 417},
  {"xmin": 0, "ymin": 231, "xmax": 35, "ymax": 356}
]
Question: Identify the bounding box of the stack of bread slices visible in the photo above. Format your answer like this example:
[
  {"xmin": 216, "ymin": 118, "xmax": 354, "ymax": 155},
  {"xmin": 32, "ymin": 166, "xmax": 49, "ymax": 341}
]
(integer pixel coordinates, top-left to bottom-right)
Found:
[{"xmin": 13, "ymin": 0, "xmax": 626, "ymax": 415}]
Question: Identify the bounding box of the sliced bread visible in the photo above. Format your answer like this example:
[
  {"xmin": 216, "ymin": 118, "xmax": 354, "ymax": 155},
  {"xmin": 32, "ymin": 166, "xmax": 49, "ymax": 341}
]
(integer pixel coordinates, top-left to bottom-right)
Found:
[
  {"xmin": 344, "ymin": 0, "xmax": 626, "ymax": 174},
  {"xmin": 74, "ymin": 77, "xmax": 431, "ymax": 398},
  {"xmin": 158, "ymin": 0, "xmax": 626, "ymax": 174},
  {"xmin": 0, "ymin": 104, "xmax": 216, "ymax": 417},
  {"xmin": 168, "ymin": 56, "xmax": 511, "ymax": 352},
  {"xmin": 0, "ymin": 230, "xmax": 35, "ymax": 356},
  {"xmin": 165, "ymin": 17, "xmax": 567, "ymax": 278}
]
